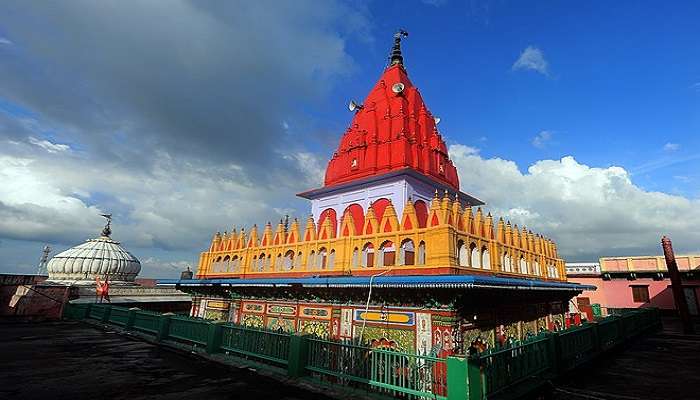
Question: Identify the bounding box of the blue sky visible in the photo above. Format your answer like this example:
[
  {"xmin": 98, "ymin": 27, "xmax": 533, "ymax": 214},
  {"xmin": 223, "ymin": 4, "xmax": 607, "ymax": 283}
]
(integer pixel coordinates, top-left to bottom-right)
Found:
[
  {"xmin": 325, "ymin": 1, "xmax": 700, "ymax": 197},
  {"xmin": 0, "ymin": 1, "xmax": 698, "ymax": 277}
]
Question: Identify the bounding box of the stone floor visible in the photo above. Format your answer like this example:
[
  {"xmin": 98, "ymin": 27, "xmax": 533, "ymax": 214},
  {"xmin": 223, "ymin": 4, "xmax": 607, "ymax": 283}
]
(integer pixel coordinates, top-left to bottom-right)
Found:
[
  {"xmin": 2, "ymin": 318, "xmax": 698, "ymax": 400},
  {"xmin": 0, "ymin": 320, "xmax": 334, "ymax": 400},
  {"xmin": 550, "ymin": 317, "xmax": 700, "ymax": 400}
]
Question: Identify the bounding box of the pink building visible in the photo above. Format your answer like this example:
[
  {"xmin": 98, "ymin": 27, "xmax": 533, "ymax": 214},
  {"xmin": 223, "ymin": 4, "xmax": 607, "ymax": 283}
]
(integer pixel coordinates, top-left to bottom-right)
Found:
[{"xmin": 567, "ymin": 255, "xmax": 700, "ymax": 317}]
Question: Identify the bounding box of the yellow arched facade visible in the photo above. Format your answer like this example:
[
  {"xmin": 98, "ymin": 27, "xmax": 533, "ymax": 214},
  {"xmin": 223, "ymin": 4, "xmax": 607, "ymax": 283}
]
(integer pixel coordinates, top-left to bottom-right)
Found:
[{"xmin": 198, "ymin": 191, "xmax": 566, "ymax": 281}]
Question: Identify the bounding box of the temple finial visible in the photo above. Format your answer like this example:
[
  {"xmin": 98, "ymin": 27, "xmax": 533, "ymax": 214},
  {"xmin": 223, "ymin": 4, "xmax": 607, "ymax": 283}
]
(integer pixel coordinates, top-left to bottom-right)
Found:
[
  {"xmin": 389, "ymin": 29, "xmax": 409, "ymax": 67},
  {"xmin": 100, "ymin": 213, "xmax": 112, "ymax": 237}
]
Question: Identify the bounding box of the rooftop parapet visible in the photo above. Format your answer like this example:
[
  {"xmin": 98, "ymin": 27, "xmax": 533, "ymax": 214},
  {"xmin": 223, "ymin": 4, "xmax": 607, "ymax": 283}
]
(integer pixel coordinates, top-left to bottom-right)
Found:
[{"xmin": 198, "ymin": 191, "xmax": 565, "ymax": 282}]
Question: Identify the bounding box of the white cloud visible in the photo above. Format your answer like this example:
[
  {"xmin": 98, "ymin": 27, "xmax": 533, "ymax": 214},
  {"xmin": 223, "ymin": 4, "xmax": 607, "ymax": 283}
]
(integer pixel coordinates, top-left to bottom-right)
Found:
[
  {"xmin": 512, "ymin": 46, "xmax": 549, "ymax": 76},
  {"xmin": 0, "ymin": 155, "xmax": 103, "ymax": 242},
  {"xmin": 421, "ymin": 0, "xmax": 448, "ymax": 6},
  {"xmin": 663, "ymin": 142, "xmax": 679, "ymax": 152},
  {"xmin": 0, "ymin": 37, "xmax": 12, "ymax": 45},
  {"xmin": 531, "ymin": 130, "xmax": 552, "ymax": 148},
  {"xmin": 449, "ymin": 144, "xmax": 700, "ymax": 260},
  {"xmin": 0, "ymin": 145, "xmax": 319, "ymax": 254},
  {"xmin": 28, "ymin": 137, "xmax": 71, "ymax": 153},
  {"xmin": 140, "ymin": 257, "xmax": 193, "ymax": 277}
]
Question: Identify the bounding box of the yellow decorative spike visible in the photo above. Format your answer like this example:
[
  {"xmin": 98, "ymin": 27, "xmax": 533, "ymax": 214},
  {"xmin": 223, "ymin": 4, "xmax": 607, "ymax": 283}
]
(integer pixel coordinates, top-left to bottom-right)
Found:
[
  {"xmin": 485, "ymin": 212, "xmax": 494, "ymax": 239},
  {"xmin": 339, "ymin": 210, "xmax": 356, "ymax": 237},
  {"xmin": 363, "ymin": 205, "xmax": 378, "ymax": 234},
  {"xmin": 248, "ymin": 225, "xmax": 259, "ymax": 248},
  {"xmin": 238, "ymin": 228, "xmax": 247, "ymax": 249},
  {"xmin": 273, "ymin": 220, "xmax": 286, "ymax": 245},
  {"xmin": 401, "ymin": 198, "xmax": 418, "ymax": 230},
  {"xmin": 286, "ymin": 218, "xmax": 300, "ymax": 244},
  {"xmin": 379, "ymin": 201, "xmax": 400, "ymax": 232},
  {"xmin": 303, "ymin": 215, "xmax": 316, "ymax": 242}
]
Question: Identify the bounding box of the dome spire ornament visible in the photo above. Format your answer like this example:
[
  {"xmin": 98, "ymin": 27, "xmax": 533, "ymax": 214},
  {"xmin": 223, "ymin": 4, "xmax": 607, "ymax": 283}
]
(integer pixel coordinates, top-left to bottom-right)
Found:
[
  {"xmin": 389, "ymin": 29, "xmax": 409, "ymax": 67},
  {"xmin": 100, "ymin": 213, "xmax": 112, "ymax": 237}
]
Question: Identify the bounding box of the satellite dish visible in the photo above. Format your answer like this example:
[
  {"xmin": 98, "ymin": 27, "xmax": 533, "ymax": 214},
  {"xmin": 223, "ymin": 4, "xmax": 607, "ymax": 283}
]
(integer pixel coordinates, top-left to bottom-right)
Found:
[
  {"xmin": 434, "ymin": 116, "xmax": 441, "ymax": 125},
  {"xmin": 391, "ymin": 82, "xmax": 405, "ymax": 94},
  {"xmin": 348, "ymin": 100, "xmax": 363, "ymax": 112}
]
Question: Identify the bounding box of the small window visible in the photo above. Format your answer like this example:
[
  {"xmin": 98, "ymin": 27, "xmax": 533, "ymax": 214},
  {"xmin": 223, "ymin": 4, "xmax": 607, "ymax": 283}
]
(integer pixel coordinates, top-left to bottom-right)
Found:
[{"xmin": 631, "ymin": 285, "xmax": 650, "ymax": 303}]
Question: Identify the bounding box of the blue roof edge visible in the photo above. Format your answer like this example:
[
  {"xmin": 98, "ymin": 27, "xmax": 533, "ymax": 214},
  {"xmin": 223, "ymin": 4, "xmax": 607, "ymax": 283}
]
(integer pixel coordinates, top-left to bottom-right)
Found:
[{"xmin": 157, "ymin": 274, "xmax": 596, "ymax": 291}]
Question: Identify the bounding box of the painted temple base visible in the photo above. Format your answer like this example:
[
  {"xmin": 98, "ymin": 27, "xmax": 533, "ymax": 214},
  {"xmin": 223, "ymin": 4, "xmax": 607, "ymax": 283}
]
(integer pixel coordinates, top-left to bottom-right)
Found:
[{"xmin": 187, "ymin": 288, "xmax": 571, "ymax": 356}]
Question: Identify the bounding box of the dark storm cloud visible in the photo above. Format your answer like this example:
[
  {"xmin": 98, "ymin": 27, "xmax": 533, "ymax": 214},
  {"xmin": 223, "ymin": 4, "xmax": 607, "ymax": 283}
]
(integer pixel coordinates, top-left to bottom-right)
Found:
[{"xmin": 0, "ymin": 1, "xmax": 367, "ymax": 180}]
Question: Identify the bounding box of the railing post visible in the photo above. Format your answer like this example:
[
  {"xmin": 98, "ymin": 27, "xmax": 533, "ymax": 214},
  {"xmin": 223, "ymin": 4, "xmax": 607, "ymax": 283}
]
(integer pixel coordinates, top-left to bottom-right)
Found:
[
  {"xmin": 467, "ymin": 356, "xmax": 484, "ymax": 400},
  {"xmin": 101, "ymin": 305, "xmax": 112, "ymax": 323},
  {"xmin": 287, "ymin": 334, "xmax": 310, "ymax": 378},
  {"xmin": 446, "ymin": 356, "xmax": 469, "ymax": 400},
  {"xmin": 126, "ymin": 307, "xmax": 139, "ymax": 331},
  {"xmin": 549, "ymin": 331, "xmax": 562, "ymax": 375},
  {"xmin": 156, "ymin": 313, "xmax": 174, "ymax": 342},
  {"xmin": 206, "ymin": 322, "xmax": 224, "ymax": 354}
]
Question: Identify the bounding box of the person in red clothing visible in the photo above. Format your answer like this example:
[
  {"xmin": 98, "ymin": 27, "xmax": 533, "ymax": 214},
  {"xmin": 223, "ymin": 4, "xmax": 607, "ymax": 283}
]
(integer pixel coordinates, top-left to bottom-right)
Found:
[{"xmin": 95, "ymin": 275, "xmax": 110, "ymax": 303}]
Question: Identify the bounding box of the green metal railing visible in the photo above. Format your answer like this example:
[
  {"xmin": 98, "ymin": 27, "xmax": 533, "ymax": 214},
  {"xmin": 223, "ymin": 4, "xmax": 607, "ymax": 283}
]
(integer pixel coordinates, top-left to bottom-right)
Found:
[
  {"xmin": 108, "ymin": 306, "xmax": 130, "ymax": 326},
  {"xmin": 167, "ymin": 315, "xmax": 210, "ymax": 345},
  {"xmin": 595, "ymin": 317, "xmax": 622, "ymax": 351},
  {"xmin": 466, "ymin": 307, "xmax": 662, "ymax": 399},
  {"xmin": 478, "ymin": 334, "xmax": 551, "ymax": 397},
  {"xmin": 306, "ymin": 338, "xmax": 372, "ymax": 384},
  {"xmin": 305, "ymin": 337, "xmax": 448, "ymax": 399},
  {"xmin": 63, "ymin": 303, "xmax": 660, "ymax": 400},
  {"xmin": 558, "ymin": 324, "xmax": 597, "ymax": 371},
  {"xmin": 88, "ymin": 304, "xmax": 108, "ymax": 320},
  {"xmin": 220, "ymin": 324, "xmax": 291, "ymax": 365},
  {"xmin": 132, "ymin": 310, "xmax": 161, "ymax": 334},
  {"xmin": 370, "ymin": 348, "xmax": 448, "ymax": 399}
]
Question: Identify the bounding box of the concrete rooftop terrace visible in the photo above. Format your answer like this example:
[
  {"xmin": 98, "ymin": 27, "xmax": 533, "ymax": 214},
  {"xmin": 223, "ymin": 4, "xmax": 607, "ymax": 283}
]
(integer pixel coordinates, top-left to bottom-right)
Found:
[
  {"xmin": 1, "ymin": 317, "xmax": 698, "ymax": 400},
  {"xmin": 0, "ymin": 320, "xmax": 334, "ymax": 400}
]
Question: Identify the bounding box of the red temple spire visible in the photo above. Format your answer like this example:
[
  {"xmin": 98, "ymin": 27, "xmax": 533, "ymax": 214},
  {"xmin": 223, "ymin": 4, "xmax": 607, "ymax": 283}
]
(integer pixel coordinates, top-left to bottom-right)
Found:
[{"xmin": 324, "ymin": 31, "xmax": 460, "ymax": 190}]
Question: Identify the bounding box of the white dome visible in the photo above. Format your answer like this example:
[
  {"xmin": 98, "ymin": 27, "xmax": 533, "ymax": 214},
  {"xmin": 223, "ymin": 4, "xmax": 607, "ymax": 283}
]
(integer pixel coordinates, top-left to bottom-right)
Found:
[{"xmin": 46, "ymin": 235, "xmax": 141, "ymax": 283}]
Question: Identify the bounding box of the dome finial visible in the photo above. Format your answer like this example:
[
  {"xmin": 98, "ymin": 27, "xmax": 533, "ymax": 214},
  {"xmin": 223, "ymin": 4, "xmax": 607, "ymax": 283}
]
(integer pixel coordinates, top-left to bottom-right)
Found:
[
  {"xmin": 100, "ymin": 213, "xmax": 112, "ymax": 237},
  {"xmin": 389, "ymin": 29, "xmax": 409, "ymax": 67}
]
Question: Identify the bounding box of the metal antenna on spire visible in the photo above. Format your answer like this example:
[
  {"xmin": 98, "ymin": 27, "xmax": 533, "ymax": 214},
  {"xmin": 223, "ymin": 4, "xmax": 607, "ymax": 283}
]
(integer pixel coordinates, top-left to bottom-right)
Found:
[
  {"xmin": 100, "ymin": 213, "xmax": 112, "ymax": 237},
  {"xmin": 36, "ymin": 245, "xmax": 51, "ymax": 276},
  {"xmin": 389, "ymin": 29, "xmax": 409, "ymax": 67}
]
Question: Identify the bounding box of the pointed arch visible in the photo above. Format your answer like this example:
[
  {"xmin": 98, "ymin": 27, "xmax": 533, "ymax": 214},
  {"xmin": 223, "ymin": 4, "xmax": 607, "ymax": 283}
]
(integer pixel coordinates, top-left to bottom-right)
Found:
[
  {"xmin": 318, "ymin": 247, "xmax": 328, "ymax": 269},
  {"xmin": 232, "ymin": 255, "xmax": 240, "ymax": 272},
  {"xmin": 283, "ymin": 250, "xmax": 294, "ymax": 271},
  {"xmin": 457, "ymin": 240, "xmax": 468, "ymax": 267},
  {"xmin": 430, "ymin": 213, "xmax": 440, "ymax": 227},
  {"xmin": 469, "ymin": 243, "xmax": 478, "ymax": 268},
  {"xmin": 286, "ymin": 228, "xmax": 298, "ymax": 244},
  {"xmin": 308, "ymin": 250, "xmax": 316, "ymax": 270},
  {"xmin": 400, "ymin": 239, "xmax": 415, "ymax": 266},
  {"xmin": 328, "ymin": 249, "xmax": 336, "ymax": 269},
  {"xmin": 417, "ymin": 241, "xmax": 426, "ymax": 265},
  {"xmin": 379, "ymin": 240, "xmax": 395, "ymax": 267},
  {"xmin": 343, "ymin": 204, "xmax": 364, "ymax": 235},
  {"xmin": 519, "ymin": 256, "xmax": 528, "ymax": 274},
  {"xmin": 371, "ymin": 198, "xmax": 391, "ymax": 222},
  {"xmin": 481, "ymin": 246, "xmax": 490, "ymax": 270},
  {"xmin": 275, "ymin": 253, "xmax": 282, "ymax": 271},
  {"xmin": 414, "ymin": 200, "xmax": 428, "ymax": 228},
  {"xmin": 318, "ymin": 208, "xmax": 337, "ymax": 239},
  {"xmin": 402, "ymin": 214, "xmax": 414, "ymax": 230},
  {"xmin": 362, "ymin": 243, "xmax": 375, "ymax": 268}
]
